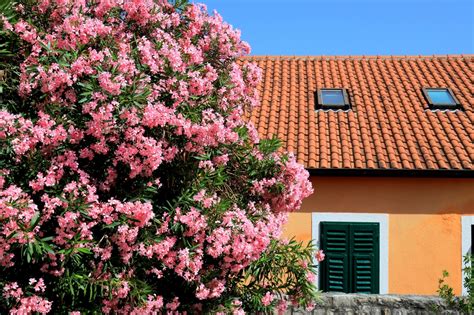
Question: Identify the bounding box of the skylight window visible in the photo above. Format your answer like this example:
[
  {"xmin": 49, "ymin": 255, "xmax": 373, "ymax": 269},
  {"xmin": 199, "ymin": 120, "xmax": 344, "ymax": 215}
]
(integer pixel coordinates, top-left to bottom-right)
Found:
[
  {"xmin": 321, "ymin": 90, "xmax": 345, "ymax": 105},
  {"xmin": 316, "ymin": 88, "xmax": 351, "ymax": 110},
  {"xmin": 422, "ymin": 88, "xmax": 461, "ymax": 110}
]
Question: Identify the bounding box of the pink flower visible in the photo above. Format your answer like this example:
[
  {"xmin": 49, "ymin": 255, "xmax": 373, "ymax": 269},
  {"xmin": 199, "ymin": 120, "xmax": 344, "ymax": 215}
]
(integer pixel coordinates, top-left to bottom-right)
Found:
[
  {"xmin": 198, "ymin": 160, "xmax": 215, "ymax": 172},
  {"xmin": 34, "ymin": 278, "xmax": 47, "ymax": 292},
  {"xmin": 213, "ymin": 154, "xmax": 229, "ymax": 166},
  {"xmin": 3, "ymin": 282, "xmax": 23, "ymax": 300},
  {"xmin": 116, "ymin": 281, "xmax": 130, "ymax": 298},
  {"xmin": 195, "ymin": 284, "xmax": 210, "ymax": 300},
  {"xmin": 261, "ymin": 292, "xmax": 274, "ymax": 306},
  {"xmin": 10, "ymin": 295, "xmax": 52, "ymax": 314},
  {"xmin": 98, "ymin": 72, "xmax": 122, "ymax": 95},
  {"xmin": 208, "ymin": 279, "xmax": 226, "ymax": 298},
  {"xmin": 131, "ymin": 295, "xmax": 164, "ymax": 314},
  {"xmin": 306, "ymin": 271, "xmax": 316, "ymax": 282},
  {"xmin": 166, "ymin": 297, "xmax": 180, "ymax": 311},
  {"xmin": 316, "ymin": 249, "xmax": 325, "ymax": 262},
  {"xmin": 306, "ymin": 302, "xmax": 315, "ymax": 311},
  {"xmin": 1, "ymin": 16, "xmax": 13, "ymax": 31},
  {"xmin": 193, "ymin": 189, "xmax": 206, "ymax": 202},
  {"xmin": 277, "ymin": 300, "xmax": 288, "ymax": 314}
]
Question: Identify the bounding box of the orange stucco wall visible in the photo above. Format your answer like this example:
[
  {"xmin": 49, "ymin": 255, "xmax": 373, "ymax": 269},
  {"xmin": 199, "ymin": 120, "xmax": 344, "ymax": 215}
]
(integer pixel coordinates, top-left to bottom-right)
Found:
[{"xmin": 283, "ymin": 176, "xmax": 474, "ymax": 295}]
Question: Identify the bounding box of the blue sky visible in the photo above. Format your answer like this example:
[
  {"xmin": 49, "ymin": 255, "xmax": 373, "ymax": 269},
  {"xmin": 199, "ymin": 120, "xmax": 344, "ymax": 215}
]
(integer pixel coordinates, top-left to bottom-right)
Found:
[{"xmin": 196, "ymin": 0, "xmax": 474, "ymax": 56}]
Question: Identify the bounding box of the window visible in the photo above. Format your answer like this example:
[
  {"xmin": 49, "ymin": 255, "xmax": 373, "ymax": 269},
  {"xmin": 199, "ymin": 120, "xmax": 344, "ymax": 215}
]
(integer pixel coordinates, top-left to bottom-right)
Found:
[
  {"xmin": 422, "ymin": 88, "xmax": 461, "ymax": 110},
  {"xmin": 319, "ymin": 222, "xmax": 379, "ymax": 293},
  {"xmin": 316, "ymin": 88, "xmax": 351, "ymax": 110}
]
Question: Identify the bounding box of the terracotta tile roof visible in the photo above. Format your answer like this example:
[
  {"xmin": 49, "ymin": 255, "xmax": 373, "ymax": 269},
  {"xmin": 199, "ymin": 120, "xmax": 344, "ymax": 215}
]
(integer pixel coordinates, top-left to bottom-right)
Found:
[{"xmin": 240, "ymin": 55, "xmax": 474, "ymax": 171}]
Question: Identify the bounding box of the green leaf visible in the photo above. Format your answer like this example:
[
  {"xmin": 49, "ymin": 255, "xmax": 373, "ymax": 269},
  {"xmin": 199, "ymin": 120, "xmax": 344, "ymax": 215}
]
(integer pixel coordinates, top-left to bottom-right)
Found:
[
  {"xmin": 29, "ymin": 211, "xmax": 40, "ymax": 230},
  {"xmin": 76, "ymin": 247, "xmax": 92, "ymax": 255}
]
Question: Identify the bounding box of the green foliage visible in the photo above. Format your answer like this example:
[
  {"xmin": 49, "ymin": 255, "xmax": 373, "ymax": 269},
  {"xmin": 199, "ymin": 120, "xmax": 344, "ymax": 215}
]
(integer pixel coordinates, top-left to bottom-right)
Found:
[
  {"xmin": 0, "ymin": 0, "xmax": 21, "ymax": 110},
  {"xmin": 0, "ymin": 0, "xmax": 15, "ymax": 26},
  {"xmin": 0, "ymin": 0, "xmax": 16, "ymax": 60},
  {"xmin": 438, "ymin": 254, "xmax": 474, "ymax": 314},
  {"xmin": 236, "ymin": 239, "xmax": 320, "ymax": 313}
]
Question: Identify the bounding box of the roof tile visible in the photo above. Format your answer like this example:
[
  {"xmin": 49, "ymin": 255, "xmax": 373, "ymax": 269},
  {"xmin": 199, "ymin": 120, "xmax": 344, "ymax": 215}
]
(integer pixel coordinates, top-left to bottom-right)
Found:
[{"xmin": 240, "ymin": 55, "xmax": 474, "ymax": 171}]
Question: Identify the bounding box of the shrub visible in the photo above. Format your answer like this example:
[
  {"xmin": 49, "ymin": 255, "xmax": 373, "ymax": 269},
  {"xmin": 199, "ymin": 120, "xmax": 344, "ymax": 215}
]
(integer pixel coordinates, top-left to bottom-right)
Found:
[
  {"xmin": 0, "ymin": 0, "xmax": 318, "ymax": 313},
  {"xmin": 437, "ymin": 254, "xmax": 473, "ymax": 314}
]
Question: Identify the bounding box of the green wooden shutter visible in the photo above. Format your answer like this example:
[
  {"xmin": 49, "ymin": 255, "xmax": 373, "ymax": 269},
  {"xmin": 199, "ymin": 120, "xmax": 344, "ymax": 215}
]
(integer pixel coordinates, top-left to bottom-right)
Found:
[
  {"xmin": 320, "ymin": 222, "xmax": 350, "ymax": 293},
  {"xmin": 320, "ymin": 222, "xmax": 380, "ymax": 294},
  {"xmin": 350, "ymin": 223, "xmax": 379, "ymax": 294}
]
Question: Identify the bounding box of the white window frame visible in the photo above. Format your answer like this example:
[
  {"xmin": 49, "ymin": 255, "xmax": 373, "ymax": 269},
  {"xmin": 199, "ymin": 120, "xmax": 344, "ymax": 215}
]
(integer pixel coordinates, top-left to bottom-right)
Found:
[
  {"xmin": 461, "ymin": 215, "xmax": 473, "ymax": 296},
  {"xmin": 312, "ymin": 212, "xmax": 389, "ymax": 294}
]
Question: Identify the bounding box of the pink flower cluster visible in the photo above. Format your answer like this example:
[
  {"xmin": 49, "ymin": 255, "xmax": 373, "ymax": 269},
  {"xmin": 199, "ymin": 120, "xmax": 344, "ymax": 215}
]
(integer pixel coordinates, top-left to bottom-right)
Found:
[
  {"xmin": 261, "ymin": 292, "xmax": 275, "ymax": 306},
  {"xmin": 0, "ymin": 184, "xmax": 38, "ymax": 267},
  {"xmin": 253, "ymin": 154, "xmax": 314, "ymax": 213},
  {"xmin": 3, "ymin": 281, "xmax": 52, "ymax": 314},
  {"xmin": 316, "ymin": 249, "xmax": 325, "ymax": 262}
]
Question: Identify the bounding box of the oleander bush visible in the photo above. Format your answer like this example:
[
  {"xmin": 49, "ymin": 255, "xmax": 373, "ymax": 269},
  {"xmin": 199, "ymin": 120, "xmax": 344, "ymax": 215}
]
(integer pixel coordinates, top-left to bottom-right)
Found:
[{"xmin": 0, "ymin": 0, "xmax": 320, "ymax": 313}]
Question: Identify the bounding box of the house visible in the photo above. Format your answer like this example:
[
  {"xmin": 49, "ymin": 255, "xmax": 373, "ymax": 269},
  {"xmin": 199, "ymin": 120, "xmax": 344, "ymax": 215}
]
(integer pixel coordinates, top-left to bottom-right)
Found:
[{"xmin": 241, "ymin": 55, "xmax": 474, "ymax": 296}]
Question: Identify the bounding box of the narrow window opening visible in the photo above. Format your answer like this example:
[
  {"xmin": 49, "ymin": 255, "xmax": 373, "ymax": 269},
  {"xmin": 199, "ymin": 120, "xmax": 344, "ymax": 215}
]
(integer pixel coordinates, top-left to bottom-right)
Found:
[{"xmin": 471, "ymin": 225, "xmax": 473, "ymax": 255}]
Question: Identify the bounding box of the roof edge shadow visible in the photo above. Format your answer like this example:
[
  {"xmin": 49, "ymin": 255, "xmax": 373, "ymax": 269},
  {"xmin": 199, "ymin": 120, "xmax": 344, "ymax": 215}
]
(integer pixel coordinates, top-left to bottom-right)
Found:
[{"xmin": 307, "ymin": 168, "xmax": 474, "ymax": 178}]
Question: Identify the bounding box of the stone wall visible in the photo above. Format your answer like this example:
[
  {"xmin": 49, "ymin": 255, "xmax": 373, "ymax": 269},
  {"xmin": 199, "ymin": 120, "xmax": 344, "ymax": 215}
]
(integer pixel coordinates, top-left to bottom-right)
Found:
[{"xmin": 288, "ymin": 293, "xmax": 465, "ymax": 315}]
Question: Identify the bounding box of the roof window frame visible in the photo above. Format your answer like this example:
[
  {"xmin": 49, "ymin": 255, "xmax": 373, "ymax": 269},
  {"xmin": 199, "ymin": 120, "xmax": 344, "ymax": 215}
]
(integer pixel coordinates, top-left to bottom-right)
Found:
[
  {"xmin": 422, "ymin": 87, "xmax": 462, "ymax": 110},
  {"xmin": 315, "ymin": 88, "xmax": 351, "ymax": 110}
]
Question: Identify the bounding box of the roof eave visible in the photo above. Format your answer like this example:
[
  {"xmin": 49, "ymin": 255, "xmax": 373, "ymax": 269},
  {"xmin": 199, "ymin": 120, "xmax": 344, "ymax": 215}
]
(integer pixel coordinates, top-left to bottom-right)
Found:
[{"xmin": 307, "ymin": 168, "xmax": 474, "ymax": 178}]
